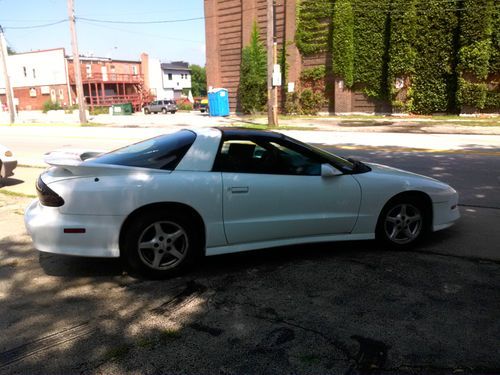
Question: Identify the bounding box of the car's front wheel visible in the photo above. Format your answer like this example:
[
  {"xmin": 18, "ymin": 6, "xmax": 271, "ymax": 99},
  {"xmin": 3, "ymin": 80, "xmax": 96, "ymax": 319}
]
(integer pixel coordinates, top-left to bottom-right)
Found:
[
  {"xmin": 376, "ymin": 197, "xmax": 428, "ymax": 248},
  {"xmin": 161, "ymin": 108, "xmax": 168, "ymax": 114},
  {"xmin": 122, "ymin": 212, "xmax": 201, "ymax": 278}
]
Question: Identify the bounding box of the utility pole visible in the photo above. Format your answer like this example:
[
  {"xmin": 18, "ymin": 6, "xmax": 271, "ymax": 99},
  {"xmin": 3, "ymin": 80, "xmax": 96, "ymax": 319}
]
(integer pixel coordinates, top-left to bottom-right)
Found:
[
  {"xmin": 267, "ymin": 0, "xmax": 278, "ymax": 127},
  {"xmin": 67, "ymin": 0, "xmax": 87, "ymax": 124},
  {"xmin": 0, "ymin": 26, "xmax": 17, "ymax": 124}
]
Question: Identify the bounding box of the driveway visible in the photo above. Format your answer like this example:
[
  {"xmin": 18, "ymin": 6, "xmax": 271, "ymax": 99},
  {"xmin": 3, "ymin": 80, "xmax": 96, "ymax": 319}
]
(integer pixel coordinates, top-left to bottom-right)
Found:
[{"xmin": 0, "ymin": 194, "xmax": 499, "ymax": 374}]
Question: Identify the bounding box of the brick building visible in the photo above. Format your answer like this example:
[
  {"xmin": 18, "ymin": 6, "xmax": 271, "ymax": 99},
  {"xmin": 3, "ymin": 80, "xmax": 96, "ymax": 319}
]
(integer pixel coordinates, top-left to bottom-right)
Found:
[
  {"xmin": 1, "ymin": 49, "xmax": 153, "ymax": 112},
  {"xmin": 204, "ymin": 0, "xmax": 389, "ymax": 114},
  {"xmin": 66, "ymin": 56, "xmax": 150, "ymax": 111},
  {"xmin": 0, "ymin": 48, "xmax": 72, "ymax": 111}
]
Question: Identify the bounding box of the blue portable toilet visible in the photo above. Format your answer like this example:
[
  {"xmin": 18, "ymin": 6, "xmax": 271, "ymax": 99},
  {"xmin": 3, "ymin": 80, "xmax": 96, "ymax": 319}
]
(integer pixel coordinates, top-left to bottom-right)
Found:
[{"xmin": 208, "ymin": 88, "xmax": 230, "ymax": 117}]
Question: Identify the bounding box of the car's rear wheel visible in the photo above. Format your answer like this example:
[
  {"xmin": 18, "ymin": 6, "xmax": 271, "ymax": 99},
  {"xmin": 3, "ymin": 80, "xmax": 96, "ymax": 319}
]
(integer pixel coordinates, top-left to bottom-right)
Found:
[
  {"xmin": 161, "ymin": 108, "xmax": 167, "ymax": 114},
  {"xmin": 122, "ymin": 211, "xmax": 201, "ymax": 278},
  {"xmin": 376, "ymin": 197, "xmax": 428, "ymax": 248},
  {"xmin": 144, "ymin": 108, "xmax": 150, "ymax": 114}
]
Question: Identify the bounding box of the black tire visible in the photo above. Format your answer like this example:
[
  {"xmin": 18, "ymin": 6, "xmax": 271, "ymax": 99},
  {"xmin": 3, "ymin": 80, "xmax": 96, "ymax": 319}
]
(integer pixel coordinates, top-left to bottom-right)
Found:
[
  {"xmin": 161, "ymin": 107, "xmax": 168, "ymax": 114},
  {"xmin": 376, "ymin": 196, "xmax": 429, "ymax": 249},
  {"xmin": 144, "ymin": 108, "xmax": 150, "ymax": 115},
  {"xmin": 122, "ymin": 211, "xmax": 202, "ymax": 278},
  {"xmin": 170, "ymin": 110, "xmax": 176, "ymax": 114}
]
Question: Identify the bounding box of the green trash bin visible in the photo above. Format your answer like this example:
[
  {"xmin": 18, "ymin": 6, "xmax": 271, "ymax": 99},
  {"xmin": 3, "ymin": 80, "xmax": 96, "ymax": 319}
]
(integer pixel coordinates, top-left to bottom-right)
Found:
[{"xmin": 112, "ymin": 103, "xmax": 133, "ymax": 115}]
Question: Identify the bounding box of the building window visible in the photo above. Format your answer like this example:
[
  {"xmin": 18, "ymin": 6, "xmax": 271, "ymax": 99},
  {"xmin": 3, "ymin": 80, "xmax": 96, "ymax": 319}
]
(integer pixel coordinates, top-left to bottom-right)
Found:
[
  {"xmin": 168, "ymin": 73, "xmax": 172, "ymax": 80},
  {"xmin": 23, "ymin": 66, "xmax": 27, "ymax": 77},
  {"xmin": 86, "ymin": 64, "xmax": 92, "ymax": 78},
  {"xmin": 32, "ymin": 69, "xmax": 36, "ymax": 79},
  {"xmin": 59, "ymin": 89, "xmax": 64, "ymax": 100},
  {"xmin": 110, "ymin": 65, "xmax": 116, "ymax": 73},
  {"xmin": 29, "ymin": 88, "xmax": 37, "ymax": 97},
  {"xmin": 132, "ymin": 66, "xmax": 138, "ymax": 75}
]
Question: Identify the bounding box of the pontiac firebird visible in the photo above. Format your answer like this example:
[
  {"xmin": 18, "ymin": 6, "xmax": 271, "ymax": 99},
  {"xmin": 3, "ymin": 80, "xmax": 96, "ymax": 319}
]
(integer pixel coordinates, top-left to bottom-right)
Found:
[{"xmin": 25, "ymin": 128, "xmax": 460, "ymax": 277}]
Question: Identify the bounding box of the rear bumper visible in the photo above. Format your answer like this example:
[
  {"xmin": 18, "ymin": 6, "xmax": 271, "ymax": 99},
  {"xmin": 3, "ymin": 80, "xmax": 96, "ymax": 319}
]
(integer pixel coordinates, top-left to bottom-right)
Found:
[
  {"xmin": 1, "ymin": 159, "xmax": 17, "ymax": 179},
  {"xmin": 24, "ymin": 199, "xmax": 124, "ymax": 258}
]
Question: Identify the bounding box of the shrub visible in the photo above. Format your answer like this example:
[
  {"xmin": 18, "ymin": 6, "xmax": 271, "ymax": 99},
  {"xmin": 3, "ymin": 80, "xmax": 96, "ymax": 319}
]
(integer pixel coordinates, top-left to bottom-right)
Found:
[
  {"xmin": 42, "ymin": 100, "xmax": 61, "ymax": 113},
  {"xmin": 238, "ymin": 22, "xmax": 267, "ymax": 114},
  {"xmin": 299, "ymin": 88, "xmax": 326, "ymax": 115},
  {"xmin": 89, "ymin": 106, "xmax": 110, "ymax": 115},
  {"xmin": 485, "ymin": 90, "xmax": 500, "ymax": 110},
  {"xmin": 457, "ymin": 79, "xmax": 488, "ymax": 110},
  {"xmin": 284, "ymin": 92, "xmax": 302, "ymax": 115},
  {"xmin": 177, "ymin": 102, "xmax": 194, "ymax": 111},
  {"xmin": 332, "ymin": 0, "xmax": 354, "ymax": 87}
]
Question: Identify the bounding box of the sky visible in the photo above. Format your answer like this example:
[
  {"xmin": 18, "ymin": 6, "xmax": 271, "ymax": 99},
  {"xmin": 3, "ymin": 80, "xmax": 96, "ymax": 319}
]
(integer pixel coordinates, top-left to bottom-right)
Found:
[{"xmin": 0, "ymin": 0, "xmax": 207, "ymax": 65}]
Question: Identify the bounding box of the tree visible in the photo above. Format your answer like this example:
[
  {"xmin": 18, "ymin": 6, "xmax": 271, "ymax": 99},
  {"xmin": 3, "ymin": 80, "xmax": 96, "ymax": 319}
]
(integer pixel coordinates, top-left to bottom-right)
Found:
[
  {"xmin": 332, "ymin": 0, "xmax": 354, "ymax": 87},
  {"xmin": 238, "ymin": 22, "xmax": 267, "ymax": 114},
  {"xmin": 7, "ymin": 46, "xmax": 15, "ymax": 55},
  {"xmin": 190, "ymin": 64, "xmax": 207, "ymax": 97}
]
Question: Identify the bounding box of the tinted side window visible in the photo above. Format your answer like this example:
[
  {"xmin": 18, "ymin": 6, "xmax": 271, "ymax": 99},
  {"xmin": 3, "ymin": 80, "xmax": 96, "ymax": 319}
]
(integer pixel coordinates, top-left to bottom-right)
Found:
[
  {"xmin": 214, "ymin": 138, "xmax": 322, "ymax": 176},
  {"xmin": 90, "ymin": 130, "xmax": 196, "ymax": 170}
]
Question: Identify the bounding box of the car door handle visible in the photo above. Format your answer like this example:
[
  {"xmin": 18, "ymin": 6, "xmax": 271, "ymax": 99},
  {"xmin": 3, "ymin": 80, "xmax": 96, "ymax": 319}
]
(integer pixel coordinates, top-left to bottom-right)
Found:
[{"xmin": 229, "ymin": 186, "xmax": 249, "ymax": 194}]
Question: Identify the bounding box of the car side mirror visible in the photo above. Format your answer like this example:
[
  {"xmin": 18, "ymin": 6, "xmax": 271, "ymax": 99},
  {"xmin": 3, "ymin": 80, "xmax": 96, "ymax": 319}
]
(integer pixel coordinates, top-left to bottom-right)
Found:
[{"xmin": 321, "ymin": 163, "xmax": 343, "ymax": 177}]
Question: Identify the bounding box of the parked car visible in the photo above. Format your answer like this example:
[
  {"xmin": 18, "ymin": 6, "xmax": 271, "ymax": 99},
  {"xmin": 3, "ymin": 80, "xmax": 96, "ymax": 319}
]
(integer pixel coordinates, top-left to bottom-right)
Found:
[
  {"xmin": 194, "ymin": 98, "xmax": 208, "ymax": 113},
  {"xmin": 0, "ymin": 144, "xmax": 17, "ymax": 184},
  {"xmin": 199, "ymin": 98, "xmax": 208, "ymax": 113},
  {"xmin": 25, "ymin": 128, "xmax": 459, "ymax": 278},
  {"xmin": 143, "ymin": 100, "xmax": 177, "ymax": 114}
]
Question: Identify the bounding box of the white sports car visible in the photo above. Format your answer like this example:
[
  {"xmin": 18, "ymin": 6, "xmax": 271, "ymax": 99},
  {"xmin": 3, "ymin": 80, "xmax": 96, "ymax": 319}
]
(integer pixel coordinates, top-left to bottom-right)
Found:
[{"xmin": 25, "ymin": 128, "xmax": 460, "ymax": 277}]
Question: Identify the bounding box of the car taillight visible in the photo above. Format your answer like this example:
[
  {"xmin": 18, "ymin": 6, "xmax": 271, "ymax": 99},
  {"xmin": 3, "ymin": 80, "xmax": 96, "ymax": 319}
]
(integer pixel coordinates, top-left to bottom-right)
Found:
[{"xmin": 36, "ymin": 176, "xmax": 65, "ymax": 207}]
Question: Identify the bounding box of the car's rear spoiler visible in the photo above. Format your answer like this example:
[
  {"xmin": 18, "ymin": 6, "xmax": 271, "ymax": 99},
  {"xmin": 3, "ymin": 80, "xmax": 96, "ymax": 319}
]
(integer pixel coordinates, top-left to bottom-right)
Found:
[{"xmin": 43, "ymin": 149, "xmax": 105, "ymax": 166}]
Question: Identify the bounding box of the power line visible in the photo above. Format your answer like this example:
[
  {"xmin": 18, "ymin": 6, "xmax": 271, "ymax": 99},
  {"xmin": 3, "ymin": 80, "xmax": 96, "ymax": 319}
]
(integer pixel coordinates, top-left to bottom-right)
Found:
[
  {"xmin": 3, "ymin": 19, "xmax": 67, "ymax": 30},
  {"xmin": 78, "ymin": 20, "xmax": 205, "ymax": 44},
  {"xmin": 77, "ymin": 16, "xmax": 205, "ymax": 25}
]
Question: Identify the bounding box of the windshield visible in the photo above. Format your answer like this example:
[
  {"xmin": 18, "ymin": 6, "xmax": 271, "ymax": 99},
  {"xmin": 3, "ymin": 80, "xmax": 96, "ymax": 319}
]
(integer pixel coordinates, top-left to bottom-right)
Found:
[{"xmin": 89, "ymin": 130, "xmax": 196, "ymax": 170}]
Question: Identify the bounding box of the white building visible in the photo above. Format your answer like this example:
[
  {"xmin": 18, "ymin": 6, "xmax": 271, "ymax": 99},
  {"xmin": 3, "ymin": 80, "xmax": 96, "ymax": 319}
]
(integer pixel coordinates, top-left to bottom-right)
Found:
[
  {"xmin": 142, "ymin": 53, "xmax": 191, "ymax": 100},
  {"xmin": 0, "ymin": 48, "xmax": 72, "ymax": 110}
]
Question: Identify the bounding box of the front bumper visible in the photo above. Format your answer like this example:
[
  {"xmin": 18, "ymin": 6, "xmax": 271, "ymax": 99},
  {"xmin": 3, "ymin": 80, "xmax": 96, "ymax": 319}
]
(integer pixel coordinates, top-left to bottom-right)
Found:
[
  {"xmin": 432, "ymin": 199, "xmax": 460, "ymax": 232},
  {"xmin": 1, "ymin": 159, "xmax": 17, "ymax": 179},
  {"xmin": 24, "ymin": 199, "xmax": 125, "ymax": 258}
]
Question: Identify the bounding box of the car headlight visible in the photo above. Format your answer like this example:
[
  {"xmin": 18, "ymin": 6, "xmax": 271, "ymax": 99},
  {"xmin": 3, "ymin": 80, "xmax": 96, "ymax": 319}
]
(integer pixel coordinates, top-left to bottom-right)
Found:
[{"xmin": 4, "ymin": 150, "xmax": 13, "ymax": 157}]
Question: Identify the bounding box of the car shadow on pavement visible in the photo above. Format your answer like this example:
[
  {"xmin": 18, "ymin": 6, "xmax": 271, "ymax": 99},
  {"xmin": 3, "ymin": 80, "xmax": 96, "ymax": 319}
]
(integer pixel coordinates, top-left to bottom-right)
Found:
[
  {"xmin": 36, "ymin": 239, "xmax": 384, "ymax": 280},
  {"xmin": 38, "ymin": 252, "xmax": 124, "ymax": 278},
  {"xmin": 36, "ymin": 232, "xmax": 457, "ymax": 280}
]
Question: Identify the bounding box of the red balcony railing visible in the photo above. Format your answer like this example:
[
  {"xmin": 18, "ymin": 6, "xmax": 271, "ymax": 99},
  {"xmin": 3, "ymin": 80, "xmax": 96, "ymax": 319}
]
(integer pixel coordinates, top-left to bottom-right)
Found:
[{"xmin": 71, "ymin": 72, "xmax": 143, "ymax": 84}]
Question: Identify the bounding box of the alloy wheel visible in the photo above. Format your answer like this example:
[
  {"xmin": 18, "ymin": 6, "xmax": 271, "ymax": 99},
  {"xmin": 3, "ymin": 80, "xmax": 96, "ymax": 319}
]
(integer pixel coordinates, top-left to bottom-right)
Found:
[
  {"xmin": 384, "ymin": 203, "xmax": 422, "ymax": 245},
  {"xmin": 137, "ymin": 221, "xmax": 189, "ymax": 270}
]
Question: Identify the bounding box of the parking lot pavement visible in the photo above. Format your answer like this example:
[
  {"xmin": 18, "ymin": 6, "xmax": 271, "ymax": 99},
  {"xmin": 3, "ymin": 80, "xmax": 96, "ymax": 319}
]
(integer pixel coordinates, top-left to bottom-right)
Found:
[{"xmin": 0, "ymin": 195, "xmax": 499, "ymax": 374}]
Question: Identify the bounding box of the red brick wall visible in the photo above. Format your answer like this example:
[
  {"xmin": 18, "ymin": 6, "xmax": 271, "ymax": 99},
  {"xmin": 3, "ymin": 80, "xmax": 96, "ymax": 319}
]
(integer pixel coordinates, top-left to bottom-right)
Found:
[
  {"xmin": 204, "ymin": 0, "xmax": 292, "ymax": 112},
  {"xmin": 5, "ymin": 85, "xmax": 71, "ymax": 111}
]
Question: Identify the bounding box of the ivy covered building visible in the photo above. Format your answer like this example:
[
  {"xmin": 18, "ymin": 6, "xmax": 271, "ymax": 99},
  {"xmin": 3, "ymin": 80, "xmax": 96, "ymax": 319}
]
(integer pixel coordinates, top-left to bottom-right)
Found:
[{"xmin": 204, "ymin": 0, "xmax": 499, "ymax": 114}]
